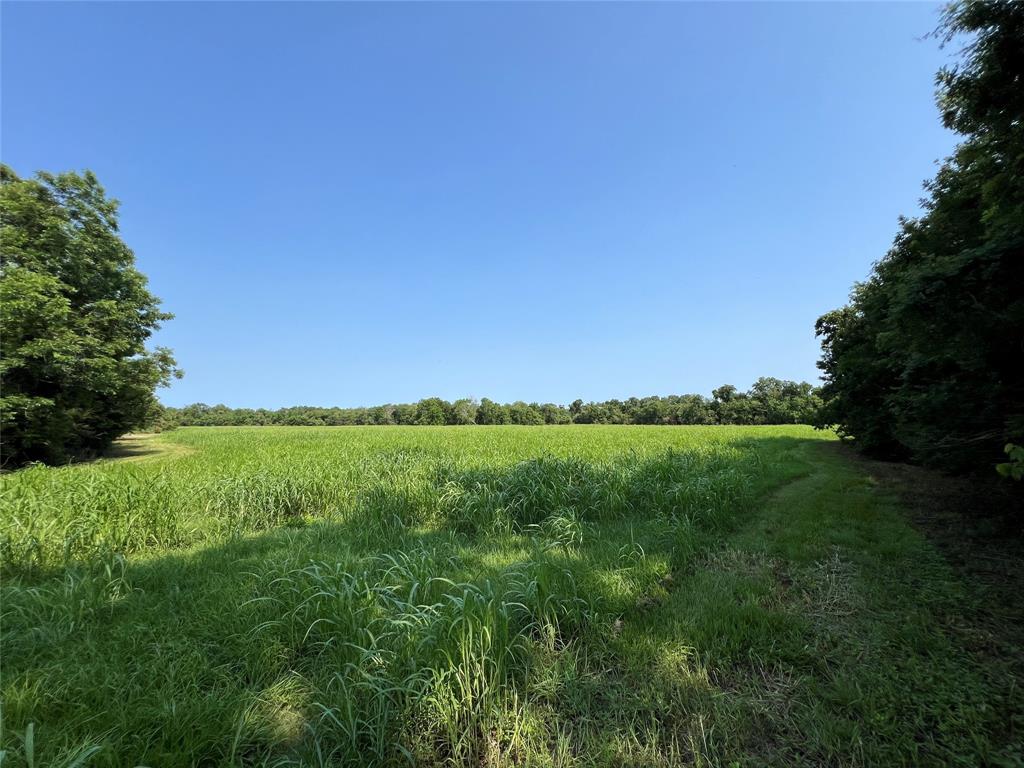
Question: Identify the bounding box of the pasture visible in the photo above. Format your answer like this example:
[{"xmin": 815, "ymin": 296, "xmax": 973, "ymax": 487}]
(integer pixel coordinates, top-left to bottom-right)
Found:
[{"xmin": 1, "ymin": 426, "xmax": 1018, "ymax": 766}]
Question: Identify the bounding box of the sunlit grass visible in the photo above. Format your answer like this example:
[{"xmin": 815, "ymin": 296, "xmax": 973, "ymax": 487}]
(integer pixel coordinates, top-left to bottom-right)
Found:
[{"xmin": 1, "ymin": 426, "xmax": 1015, "ymax": 766}]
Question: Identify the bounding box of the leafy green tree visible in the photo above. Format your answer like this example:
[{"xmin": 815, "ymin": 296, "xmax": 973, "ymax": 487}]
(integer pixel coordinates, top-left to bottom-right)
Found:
[
  {"xmin": 1, "ymin": 166, "xmax": 180, "ymax": 466},
  {"xmin": 670, "ymin": 395, "xmax": 716, "ymax": 425},
  {"xmin": 162, "ymin": 381, "xmax": 820, "ymax": 429},
  {"xmin": 450, "ymin": 398, "xmax": 479, "ymax": 425},
  {"xmin": 816, "ymin": 1, "xmax": 1024, "ymax": 471},
  {"xmin": 569, "ymin": 399, "xmax": 583, "ymax": 420},
  {"xmin": 414, "ymin": 398, "xmax": 449, "ymax": 426},
  {"xmin": 748, "ymin": 377, "xmax": 822, "ymax": 424},
  {"xmin": 573, "ymin": 402, "xmax": 616, "ymax": 424},
  {"xmin": 539, "ymin": 403, "xmax": 572, "ymax": 424},
  {"xmin": 369, "ymin": 405, "xmax": 396, "ymax": 425},
  {"xmin": 476, "ymin": 398, "xmax": 511, "ymax": 425},
  {"xmin": 392, "ymin": 403, "xmax": 417, "ymax": 425},
  {"xmin": 633, "ymin": 397, "xmax": 668, "ymax": 425},
  {"xmin": 508, "ymin": 401, "xmax": 544, "ymax": 425},
  {"xmin": 711, "ymin": 385, "xmax": 738, "ymax": 403},
  {"xmin": 711, "ymin": 385, "xmax": 745, "ymax": 424}
]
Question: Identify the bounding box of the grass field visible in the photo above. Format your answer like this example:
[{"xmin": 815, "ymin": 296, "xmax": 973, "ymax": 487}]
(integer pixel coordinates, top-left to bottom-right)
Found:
[{"xmin": 1, "ymin": 426, "xmax": 1020, "ymax": 766}]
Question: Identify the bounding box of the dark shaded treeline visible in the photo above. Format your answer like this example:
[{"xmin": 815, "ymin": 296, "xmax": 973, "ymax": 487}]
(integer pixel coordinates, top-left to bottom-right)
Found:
[
  {"xmin": 815, "ymin": 2, "xmax": 1023, "ymax": 473},
  {"xmin": 159, "ymin": 377, "xmax": 821, "ymax": 428}
]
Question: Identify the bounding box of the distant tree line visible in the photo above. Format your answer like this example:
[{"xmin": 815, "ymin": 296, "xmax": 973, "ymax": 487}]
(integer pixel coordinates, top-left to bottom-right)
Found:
[
  {"xmin": 156, "ymin": 378, "xmax": 822, "ymax": 428},
  {"xmin": 815, "ymin": 2, "xmax": 1023, "ymax": 473}
]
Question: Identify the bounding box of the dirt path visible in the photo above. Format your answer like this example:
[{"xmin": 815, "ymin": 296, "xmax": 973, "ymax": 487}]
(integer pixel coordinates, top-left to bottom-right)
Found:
[
  {"xmin": 826, "ymin": 442, "xmax": 1024, "ymax": 682},
  {"xmin": 103, "ymin": 432, "xmax": 194, "ymax": 463}
]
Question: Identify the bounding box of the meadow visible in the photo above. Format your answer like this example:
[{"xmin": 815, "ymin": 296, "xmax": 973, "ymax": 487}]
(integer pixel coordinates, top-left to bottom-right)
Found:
[{"xmin": 1, "ymin": 426, "xmax": 1019, "ymax": 766}]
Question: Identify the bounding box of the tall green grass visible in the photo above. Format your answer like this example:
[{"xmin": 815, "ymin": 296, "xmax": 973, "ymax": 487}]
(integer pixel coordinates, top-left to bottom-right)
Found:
[
  {"xmin": 5, "ymin": 425, "xmax": 1011, "ymax": 766},
  {"xmin": 2, "ymin": 426, "xmax": 791, "ymax": 766},
  {"xmin": 1, "ymin": 426, "xmax": 767, "ymax": 572}
]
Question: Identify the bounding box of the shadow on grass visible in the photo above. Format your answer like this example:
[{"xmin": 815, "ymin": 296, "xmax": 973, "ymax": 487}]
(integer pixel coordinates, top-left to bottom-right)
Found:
[{"xmin": 2, "ymin": 434, "xmax": 852, "ymax": 767}]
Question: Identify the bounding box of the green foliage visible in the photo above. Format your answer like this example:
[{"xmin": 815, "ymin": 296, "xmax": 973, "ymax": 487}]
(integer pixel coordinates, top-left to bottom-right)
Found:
[
  {"xmin": 816, "ymin": 1, "xmax": 1024, "ymax": 472},
  {"xmin": 996, "ymin": 442, "xmax": 1024, "ymax": 481},
  {"xmin": 0, "ymin": 166, "xmax": 180, "ymax": 466},
  {"xmin": 414, "ymin": 397, "xmax": 450, "ymax": 426},
  {"xmin": 450, "ymin": 397, "xmax": 479, "ymax": 425},
  {"xmin": 160, "ymin": 379, "xmax": 821, "ymax": 429},
  {"xmin": 476, "ymin": 397, "xmax": 511, "ymax": 425}
]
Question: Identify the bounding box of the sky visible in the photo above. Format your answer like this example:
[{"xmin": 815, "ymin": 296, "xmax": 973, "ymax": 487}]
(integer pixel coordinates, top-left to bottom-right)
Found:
[{"xmin": 2, "ymin": 2, "xmax": 957, "ymax": 409}]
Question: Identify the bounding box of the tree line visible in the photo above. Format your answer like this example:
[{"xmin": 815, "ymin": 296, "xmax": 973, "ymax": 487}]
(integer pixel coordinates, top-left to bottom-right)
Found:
[
  {"xmin": 159, "ymin": 378, "xmax": 821, "ymax": 428},
  {"xmin": 815, "ymin": 1, "xmax": 1023, "ymax": 474}
]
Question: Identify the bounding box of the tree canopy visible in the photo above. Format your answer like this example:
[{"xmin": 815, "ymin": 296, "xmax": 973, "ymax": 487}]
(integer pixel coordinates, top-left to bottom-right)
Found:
[
  {"xmin": 0, "ymin": 166, "xmax": 180, "ymax": 466},
  {"xmin": 156, "ymin": 378, "xmax": 821, "ymax": 429},
  {"xmin": 815, "ymin": 1, "xmax": 1024, "ymax": 473}
]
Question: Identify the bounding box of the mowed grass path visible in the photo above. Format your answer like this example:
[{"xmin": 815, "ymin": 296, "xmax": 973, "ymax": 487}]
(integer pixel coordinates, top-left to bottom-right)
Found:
[{"xmin": 1, "ymin": 426, "xmax": 1019, "ymax": 766}]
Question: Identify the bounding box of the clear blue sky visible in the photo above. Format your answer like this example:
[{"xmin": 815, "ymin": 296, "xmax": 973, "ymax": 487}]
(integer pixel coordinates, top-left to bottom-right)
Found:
[{"xmin": 2, "ymin": 2, "xmax": 955, "ymax": 409}]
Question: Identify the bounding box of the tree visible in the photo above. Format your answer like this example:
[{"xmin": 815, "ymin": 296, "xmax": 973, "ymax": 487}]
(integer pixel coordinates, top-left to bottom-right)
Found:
[
  {"xmin": 414, "ymin": 397, "xmax": 449, "ymax": 426},
  {"xmin": 508, "ymin": 401, "xmax": 544, "ymax": 425},
  {"xmin": 712, "ymin": 385, "xmax": 745, "ymax": 424},
  {"xmin": 816, "ymin": 1, "xmax": 1024, "ymax": 472},
  {"xmin": 393, "ymin": 403, "xmax": 417, "ymax": 424},
  {"xmin": 451, "ymin": 398, "xmax": 479, "ymax": 425},
  {"xmin": 633, "ymin": 397, "xmax": 667, "ymax": 425},
  {"xmin": 569, "ymin": 399, "xmax": 583, "ymax": 419},
  {"xmin": 0, "ymin": 166, "xmax": 180, "ymax": 466},
  {"xmin": 369, "ymin": 405, "xmax": 396, "ymax": 425},
  {"xmin": 476, "ymin": 398, "xmax": 511, "ymax": 425},
  {"xmin": 671, "ymin": 394, "xmax": 715, "ymax": 425},
  {"xmin": 159, "ymin": 383, "xmax": 820, "ymax": 429},
  {"xmin": 539, "ymin": 403, "xmax": 572, "ymax": 424}
]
